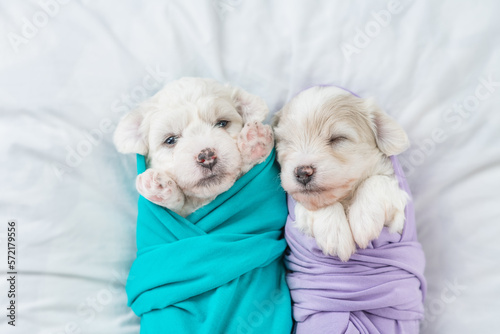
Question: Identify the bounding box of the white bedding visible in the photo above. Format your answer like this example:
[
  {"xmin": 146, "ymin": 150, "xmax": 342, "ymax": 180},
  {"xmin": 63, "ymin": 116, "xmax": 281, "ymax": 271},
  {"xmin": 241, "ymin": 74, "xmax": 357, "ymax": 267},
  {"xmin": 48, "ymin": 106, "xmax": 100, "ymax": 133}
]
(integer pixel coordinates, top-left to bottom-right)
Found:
[{"xmin": 1, "ymin": 1, "xmax": 499, "ymax": 333}]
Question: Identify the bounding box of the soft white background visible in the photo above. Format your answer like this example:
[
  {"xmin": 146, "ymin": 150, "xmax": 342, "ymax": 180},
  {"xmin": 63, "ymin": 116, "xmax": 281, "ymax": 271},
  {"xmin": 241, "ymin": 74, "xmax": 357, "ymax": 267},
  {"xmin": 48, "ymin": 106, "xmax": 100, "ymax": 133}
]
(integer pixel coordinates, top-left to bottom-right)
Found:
[{"xmin": 1, "ymin": 1, "xmax": 499, "ymax": 333}]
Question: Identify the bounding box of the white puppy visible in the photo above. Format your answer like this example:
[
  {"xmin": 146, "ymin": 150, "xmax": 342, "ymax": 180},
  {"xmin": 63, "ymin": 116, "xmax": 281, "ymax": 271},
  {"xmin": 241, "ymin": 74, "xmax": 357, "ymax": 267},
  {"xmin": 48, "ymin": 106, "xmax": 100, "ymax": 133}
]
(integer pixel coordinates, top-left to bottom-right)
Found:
[
  {"xmin": 273, "ymin": 86, "xmax": 410, "ymax": 261},
  {"xmin": 114, "ymin": 77, "xmax": 274, "ymax": 217}
]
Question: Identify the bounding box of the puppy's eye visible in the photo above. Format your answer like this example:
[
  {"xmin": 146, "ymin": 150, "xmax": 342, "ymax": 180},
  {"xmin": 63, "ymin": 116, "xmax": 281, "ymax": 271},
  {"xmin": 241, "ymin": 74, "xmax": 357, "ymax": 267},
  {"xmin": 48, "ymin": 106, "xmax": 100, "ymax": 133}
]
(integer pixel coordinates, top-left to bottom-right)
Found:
[
  {"xmin": 329, "ymin": 136, "xmax": 348, "ymax": 145},
  {"xmin": 164, "ymin": 136, "xmax": 178, "ymax": 146},
  {"xmin": 215, "ymin": 120, "xmax": 229, "ymax": 128}
]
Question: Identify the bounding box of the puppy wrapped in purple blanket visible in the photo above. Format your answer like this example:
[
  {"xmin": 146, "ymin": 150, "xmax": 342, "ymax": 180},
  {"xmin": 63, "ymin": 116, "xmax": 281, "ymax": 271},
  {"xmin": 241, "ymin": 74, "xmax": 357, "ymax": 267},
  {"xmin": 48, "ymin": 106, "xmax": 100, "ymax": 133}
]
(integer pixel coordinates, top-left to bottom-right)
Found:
[{"xmin": 285, "ymin": 156, "xmax": 426, "ymax": 334}]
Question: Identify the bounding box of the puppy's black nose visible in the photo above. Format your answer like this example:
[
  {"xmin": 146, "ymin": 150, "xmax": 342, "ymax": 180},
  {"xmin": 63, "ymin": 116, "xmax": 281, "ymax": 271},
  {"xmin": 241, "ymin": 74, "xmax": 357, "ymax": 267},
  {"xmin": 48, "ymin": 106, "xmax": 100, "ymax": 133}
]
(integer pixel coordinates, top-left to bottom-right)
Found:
[
  {"xmin": 295, "ymin": 166, "xmax": 314, "ymax": 185},
  {"xmin": 197, "ymin": 148, "xmax": 217, "ymax": 170}
]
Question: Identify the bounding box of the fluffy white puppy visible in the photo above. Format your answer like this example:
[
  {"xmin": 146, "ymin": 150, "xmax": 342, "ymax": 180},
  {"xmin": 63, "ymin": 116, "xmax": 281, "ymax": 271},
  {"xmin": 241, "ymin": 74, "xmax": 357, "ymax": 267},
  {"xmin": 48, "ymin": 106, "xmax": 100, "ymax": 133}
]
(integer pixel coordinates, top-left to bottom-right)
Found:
[
  {"xmin": 273, "ymin": 86, "xmax": 410, "ymax": 261},
  {"xmin": 114, "ymin": 77, "xmax": 273, "ymax": 217}
]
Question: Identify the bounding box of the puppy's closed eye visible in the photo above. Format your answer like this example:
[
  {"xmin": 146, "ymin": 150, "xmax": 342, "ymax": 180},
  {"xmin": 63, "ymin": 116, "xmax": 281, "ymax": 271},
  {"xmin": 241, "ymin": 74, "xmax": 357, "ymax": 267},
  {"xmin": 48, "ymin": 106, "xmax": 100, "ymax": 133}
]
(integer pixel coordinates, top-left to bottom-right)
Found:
[{"xmin": 329, "ymin": 136, "xmax": 348, "ymax": 145}]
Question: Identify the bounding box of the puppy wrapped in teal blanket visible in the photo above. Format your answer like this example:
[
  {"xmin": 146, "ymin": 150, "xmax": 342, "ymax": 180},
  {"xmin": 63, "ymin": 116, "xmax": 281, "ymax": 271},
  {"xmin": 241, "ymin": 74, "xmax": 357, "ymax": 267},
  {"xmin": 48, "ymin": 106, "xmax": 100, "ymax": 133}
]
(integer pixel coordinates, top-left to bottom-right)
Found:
[{"xmin": 126, "ymin": 149, "xmax": 292, "ymax": 333}]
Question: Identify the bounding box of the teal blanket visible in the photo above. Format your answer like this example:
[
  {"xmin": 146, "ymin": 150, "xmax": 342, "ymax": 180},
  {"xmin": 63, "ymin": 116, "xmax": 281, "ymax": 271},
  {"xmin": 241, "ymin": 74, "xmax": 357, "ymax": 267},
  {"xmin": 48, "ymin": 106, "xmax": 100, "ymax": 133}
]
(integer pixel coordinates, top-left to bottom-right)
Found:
[{"xmin": 126, "ymin": 149, "xmax": 292, "ymax": 334}]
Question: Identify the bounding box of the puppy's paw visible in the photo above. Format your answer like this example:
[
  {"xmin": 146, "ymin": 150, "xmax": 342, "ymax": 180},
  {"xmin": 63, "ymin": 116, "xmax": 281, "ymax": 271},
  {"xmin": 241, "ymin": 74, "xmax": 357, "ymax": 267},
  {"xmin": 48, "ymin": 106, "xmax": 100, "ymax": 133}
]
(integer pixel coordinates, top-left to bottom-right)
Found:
[
  {"xmin": 348, "ymin": 175, "xmax": 407, "ymax": 248},
  {"xmin": 388, "ymin": 209, "xmax": 405, "ymax": 234},
  {"xmin": 136, "ymin": 169, "xmax": 185, "ymax": 211},
  {"xmin": 348, "ymin": 200, "xmax": 385, "ymax": 249},
  {"xmin": 385, "ymin": 189, "xmax": 408, "ymax": 234},
  {"xmin": 238, "ymin": 122, "xmax": 274, "ymax": 169},
  {"xmin": 311, "ymin": 203, "xmax": 357, "ymax": 261},
  {"xmin": 294, "ymin": 203, "xmax": 314, "ymax": 236}
]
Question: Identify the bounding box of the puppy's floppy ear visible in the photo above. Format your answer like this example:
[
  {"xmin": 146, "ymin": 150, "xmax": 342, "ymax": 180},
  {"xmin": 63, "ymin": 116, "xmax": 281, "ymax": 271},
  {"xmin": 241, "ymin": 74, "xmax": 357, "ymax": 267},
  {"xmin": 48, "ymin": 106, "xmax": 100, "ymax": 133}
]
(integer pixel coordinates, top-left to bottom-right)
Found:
[
  {"xmin": 365, "ymin": 98, "xmax": 410, "ymax": 156},
  {"xmin": 113, "ymin": 106, "xmax": 149, "ymax": 155},
  {"xmin": 271, "ymin": 108, "xmax": 282, "ymax": 128},
  {"xmin": 231, "ymin": 87, "xmax": 269, "ymax": 123}
]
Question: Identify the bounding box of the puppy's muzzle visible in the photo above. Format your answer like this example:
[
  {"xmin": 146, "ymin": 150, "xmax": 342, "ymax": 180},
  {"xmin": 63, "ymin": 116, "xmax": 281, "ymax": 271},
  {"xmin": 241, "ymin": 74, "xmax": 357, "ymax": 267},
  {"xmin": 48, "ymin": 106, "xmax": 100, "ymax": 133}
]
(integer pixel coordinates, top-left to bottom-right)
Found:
[
  {"xmin": 294, "ymin": 165, "xmax": 315, "ymax": 185},
  {"xmin": 197, "ymin": 148, "xmax": 218, "ymax": 171}
]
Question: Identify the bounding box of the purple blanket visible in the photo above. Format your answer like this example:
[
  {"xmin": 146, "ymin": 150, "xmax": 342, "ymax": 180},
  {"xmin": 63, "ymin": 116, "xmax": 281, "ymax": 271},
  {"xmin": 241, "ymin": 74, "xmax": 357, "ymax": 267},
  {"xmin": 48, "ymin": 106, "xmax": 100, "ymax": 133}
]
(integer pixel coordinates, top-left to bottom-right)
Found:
[{"xmin": 285, "ymin": 156, "xmax": 426, "ymax": 334}]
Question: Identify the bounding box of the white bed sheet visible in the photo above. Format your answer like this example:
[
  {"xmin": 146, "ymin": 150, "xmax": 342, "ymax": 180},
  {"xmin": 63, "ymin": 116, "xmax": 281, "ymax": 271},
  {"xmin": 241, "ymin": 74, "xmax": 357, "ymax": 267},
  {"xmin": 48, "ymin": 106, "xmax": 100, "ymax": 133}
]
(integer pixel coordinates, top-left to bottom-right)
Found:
[{"xmin": 1, "ymin": 1, "xmax": 499, "ymax": 333}]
